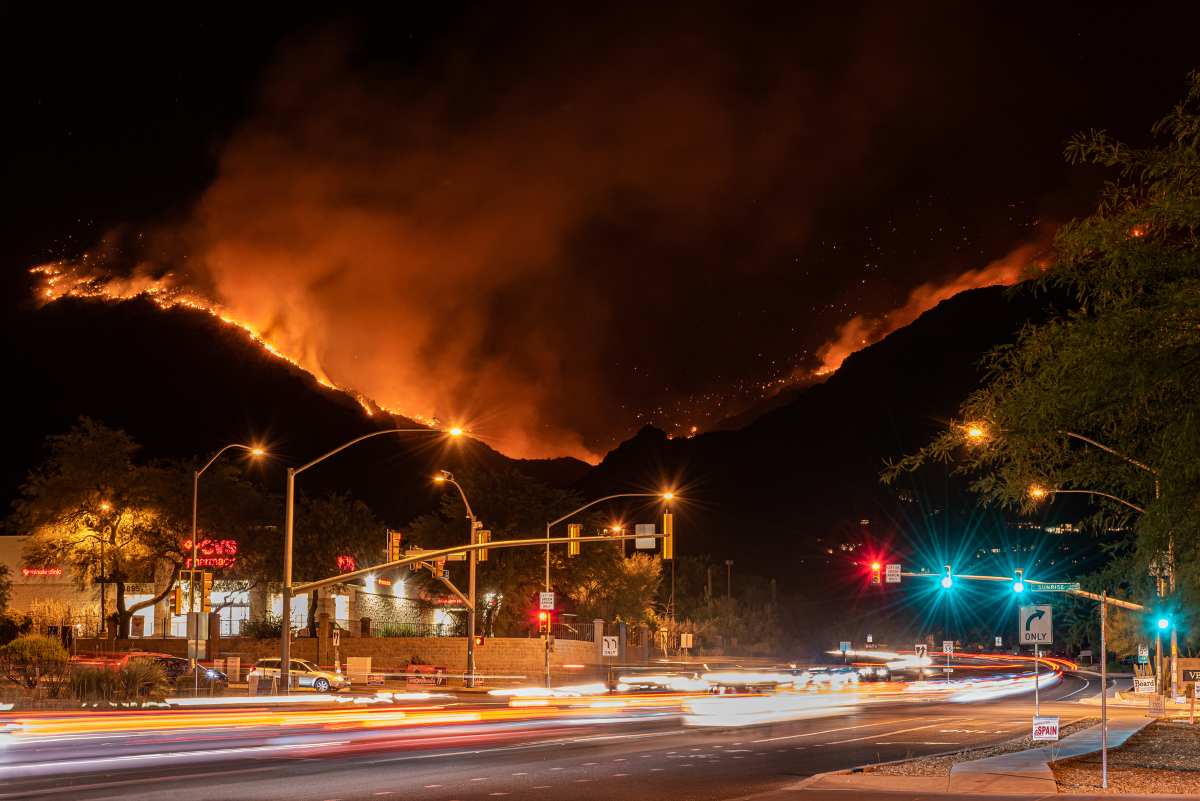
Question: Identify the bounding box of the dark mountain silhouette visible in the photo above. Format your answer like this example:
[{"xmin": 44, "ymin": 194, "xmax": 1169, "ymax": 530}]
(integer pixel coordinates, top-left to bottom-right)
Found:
[{"xmin": 4, "ymin": 275, "xmax": 1056, "ymax": 584}]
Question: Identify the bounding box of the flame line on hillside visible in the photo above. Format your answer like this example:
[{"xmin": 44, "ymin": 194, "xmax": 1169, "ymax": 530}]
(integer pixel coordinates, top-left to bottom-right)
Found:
[{"xmin": 31, "ymin": 261, "xmax": 436, "ymax": 427}]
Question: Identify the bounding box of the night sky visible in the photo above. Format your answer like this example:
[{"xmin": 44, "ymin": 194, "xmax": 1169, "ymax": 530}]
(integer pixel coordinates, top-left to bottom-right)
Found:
[{"xmin": 5, "ymin": 3, "xmax": 1199, "ymax": 461}]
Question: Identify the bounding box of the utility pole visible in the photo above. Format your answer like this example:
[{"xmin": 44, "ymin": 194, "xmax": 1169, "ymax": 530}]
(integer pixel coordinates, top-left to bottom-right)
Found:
[
  {"xmin": 706, "ymin": 565, "xmax": 713, "ymax": 603},
  {"xmin": 725, "ymin": 560, "xmax": 733, "ymax": 598},
  {"xmin": 1101, "ymin": 590, "xmax": 1108, "ymax": 790}
]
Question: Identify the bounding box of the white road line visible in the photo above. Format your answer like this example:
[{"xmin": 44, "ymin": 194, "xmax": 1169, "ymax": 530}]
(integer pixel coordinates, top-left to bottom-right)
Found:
[
  {"xmin": 827, "ymin": 721, "xmax": 964, "ymax": 745},
  {"xmin": 613, "ymin": 773, "xmax": 629, "ymax": 777},
  {"xmin": 1058, "ymin": 679, "xmax": 1092, "ymax": 700},
  {"xmin": 751, "ymin": 716, "xmax": 921, "ymax": 743}
]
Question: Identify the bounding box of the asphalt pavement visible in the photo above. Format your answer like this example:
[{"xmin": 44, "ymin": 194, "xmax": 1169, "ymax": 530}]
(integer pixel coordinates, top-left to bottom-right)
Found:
[{"xmin": 0, "ymin": 672, "xmax": 1105, "ymax": 801}]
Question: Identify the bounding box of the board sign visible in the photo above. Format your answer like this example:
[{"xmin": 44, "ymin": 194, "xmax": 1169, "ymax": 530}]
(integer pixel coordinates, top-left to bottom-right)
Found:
[
  {"xmin": 1182, "ymin": 669, "xmax": 1200, "ymax": 683},
  {"xmin": 1133, "ymin": 675, "xmax": 1156, "ymax": 694},
  {"xmin": 914, "ymin": 644, "xmax": 928, "ymax": 659},
  {"xmin": 866, "ymin": 634, "xmax": 873, "ymax": 644},
  {"xmin": 1032, "ymin": 582, "xmax": 1080, "ymax": 592},
  {"xmin": 995, "ymin": 636, "xmax": 1003, "ymax": 647},
  {"xmin": 885, "ymin": 564, "xmax": 901, "ymax": 584},
  {"xmin": 680, "ymin": 632, "xmax": 694, "ymax": 649},
  {"xmin": 1019, "ymin": 605, "xmax": 1053, "ymax": 646},
  {"xmin": 839, "ymin": 641, "xmax": 851, "ymax": 653},
  {"xmin": 539, "ymin": 591, "xmax": 555, "ymax": 610},
  {"xmin": 943, "ymin": 640, "xmax": 954, "ymax": 655},
  {"xmin": 634, "ymin": 523, "xmax": 657, "ymax": 549},
  {"xmin": 1032, "ymin": 716, "xmax": 1060, "ymax": 741},
  {"xmin": 1138, "ymin": 644, "xmax": 1149, "ymax": 664},
  {"xmin": 601, "ymin": 636, "xmax": 619, "ymax": 657}
]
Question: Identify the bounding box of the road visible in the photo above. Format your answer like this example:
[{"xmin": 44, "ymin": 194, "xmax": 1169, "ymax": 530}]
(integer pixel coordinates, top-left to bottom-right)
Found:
[{"xmin": 0, "ymin": 671, "xmax": 1103, "ymax": 801}]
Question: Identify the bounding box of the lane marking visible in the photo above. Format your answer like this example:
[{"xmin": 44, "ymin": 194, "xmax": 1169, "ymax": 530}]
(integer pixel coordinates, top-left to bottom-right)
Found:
[
  {"xmin": 752, "ymin": 716, "xmax": 920, "ymax": 743},
  {"xmin": 827, "ymin": 720, "xmax": 965, "ymax": 745},
  {"xmin": 1058, "ymin": 679, "xmax": 1091, "ymax": 700}
]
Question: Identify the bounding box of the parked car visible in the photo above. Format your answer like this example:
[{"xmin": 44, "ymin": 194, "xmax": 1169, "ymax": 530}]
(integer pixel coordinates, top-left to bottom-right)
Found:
[
  {"xmin": 132, "ymin": 654, "xmax": 227, "ymax": 683},
  {"xmin": 248, "ymin": 658, "xmax": 349, "ymax": 692}
]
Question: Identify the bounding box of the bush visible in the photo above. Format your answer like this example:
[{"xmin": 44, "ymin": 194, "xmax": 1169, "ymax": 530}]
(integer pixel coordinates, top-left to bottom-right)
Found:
[
  {"xmin": 240, "ymin": 614, "xmax": 283, "ymax": 639},
  {"xmin": 0, "ymin": 634, "xmax": 70, "ymax": 697},
  {"xmin": 70, "ymin": 662, "xmax": 169, "ymax": 704}
]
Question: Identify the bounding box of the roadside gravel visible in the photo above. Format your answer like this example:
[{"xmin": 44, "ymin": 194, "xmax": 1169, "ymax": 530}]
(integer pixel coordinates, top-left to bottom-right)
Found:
[
  {"xmin": 864, "ymin": 717, "xmax": 1099, "ymax": 777},
  {"xmin": 1054, "ymin": 720, "xmax": 1200, "ymax": 794}
]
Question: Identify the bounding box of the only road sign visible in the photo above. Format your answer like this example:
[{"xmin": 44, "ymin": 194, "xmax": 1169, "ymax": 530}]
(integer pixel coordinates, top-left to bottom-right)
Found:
[{"xmin": 1020, "ymin": 605, "xmax": 1053, "ymax": 646}]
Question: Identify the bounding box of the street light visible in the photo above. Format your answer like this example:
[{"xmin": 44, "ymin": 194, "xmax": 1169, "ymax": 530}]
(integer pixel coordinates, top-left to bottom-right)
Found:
[
  {"xmin": 280, "ymin": 427, "xmax": 458, "ymax": 693},
  {"xmin": 432, "ymin": 469, "xmax": 481, "ymax": 688},
  {"xmin": 963, "ymin": 422, "xmax": 989, "ymax": 442},
  {"xmin": 541, "ymin": 490, "xmax": 676, "ymax": 686},
  {"xmin": 1027, "ymin": 483, "xmax": 1145, "ymax": 514},
  {"xmin": 190, "ymin": 443, "xmax": 266, "ymax": 692}
]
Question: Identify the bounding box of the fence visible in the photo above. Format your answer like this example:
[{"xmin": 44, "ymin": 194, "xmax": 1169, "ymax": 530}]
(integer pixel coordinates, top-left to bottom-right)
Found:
[{"xmin": 374, "ymin": 620, "xmax": 465, "ymax": 638}]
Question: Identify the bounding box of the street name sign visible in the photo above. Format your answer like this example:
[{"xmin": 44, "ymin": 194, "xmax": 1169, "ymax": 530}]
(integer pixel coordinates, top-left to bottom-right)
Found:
[
  {"xmin": 1032, "ymin": 582, "xmax": 1080, "ymax": 592},
  {"xmin": 885, "ymin": 564, "xmax": 901, "ymax": 583},
  {"xmin": 1020, "ymin": 605, "xmax": 1053, "ymax": 646},
  {"xmin": 1032, "ymin": 716, "xmax": 1060, "ymax": 741},
  {"xmin": 601, "ymin": 636, "xmax": 619, "ymax": 657},
  {"xmin": 539, "ymin": 591, "xmax": 555, "ymax": 610},
  {"xmin": 943, "ymin": 640, "xmax": 954, "ymax": 655},
  {"xmin": 1134, "ymin": 675, "xmax": 1156, "ymax": 694}
]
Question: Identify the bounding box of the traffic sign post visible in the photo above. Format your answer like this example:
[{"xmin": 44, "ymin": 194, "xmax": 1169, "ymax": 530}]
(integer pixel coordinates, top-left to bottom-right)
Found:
[
  {"xmin": 1020, "ymin": 605, "xmax": 1052, "ymax": 716},
  {"xmin": 943, "ymin": 640, "xmax": 954, "ymax": 673}
]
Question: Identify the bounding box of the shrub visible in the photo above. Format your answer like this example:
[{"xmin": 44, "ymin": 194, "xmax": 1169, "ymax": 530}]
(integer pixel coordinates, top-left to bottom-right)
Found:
[
  {"xmin": 240, "ymin": 614, "xmax": 283, "ymax": 639},
  {"xmin": 0, "ymin": 634, "xmax": 70, "ymax": 697},
  {"xmin": 70, "ymin": 662, "xmax": 170, "ymax": 704}
]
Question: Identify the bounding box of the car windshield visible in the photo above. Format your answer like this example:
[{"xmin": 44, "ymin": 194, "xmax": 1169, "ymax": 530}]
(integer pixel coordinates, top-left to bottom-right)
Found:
[{"xmin": 293, "ymin": 660, "xmax": 318, "ymax": 672}]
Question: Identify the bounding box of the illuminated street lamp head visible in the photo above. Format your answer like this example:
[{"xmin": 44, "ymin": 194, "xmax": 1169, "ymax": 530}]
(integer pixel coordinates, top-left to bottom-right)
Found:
[
  {"xmin": 1028, "ymin": 484, "xmax": 1049, "ymax": 501},
  {"xmin": 964, "ymin": 422, "xmax": 988, "ymax": 442},
  {"xmin": 98, "ymin": 500, "xmax": 112, "ymax": 512},
  {"xmin": 250, "ymin": 447, "xmax": 266, "ymax": 457},
  {"xmin": 434, "ymin": 469, "xmax": 453, "ymax": 484},
  {"xmin": 662, "ymin": 491, "xmax": 675, "ymax": 501},
  {"xmin": 448, "ymin": 427, "xmax": 464, "ymax": 438}
]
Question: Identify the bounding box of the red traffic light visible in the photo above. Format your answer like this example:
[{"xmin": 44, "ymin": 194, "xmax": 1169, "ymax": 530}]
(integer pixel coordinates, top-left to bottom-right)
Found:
[{"xmin": 870, "ymin": 562, "xmax": 881, "ymax": 571}]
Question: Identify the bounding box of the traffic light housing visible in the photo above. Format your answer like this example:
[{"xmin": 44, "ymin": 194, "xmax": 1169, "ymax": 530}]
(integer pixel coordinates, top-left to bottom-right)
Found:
[
  {"xmin": 172, "ymin": 583, "xmax": 183, "ymax": 615},
  {"xmin": 477, "ymin": 529, "xmax": 491, "ymax": 562},
  {"xmin": 387, "ymin": 530, "xmax": 403, "ymax": 562},
  {"xmin": 201, "ymin": 572, "xmax": 213, "ymax": 613},
  {"xmin": 474, "ymin": 634, "xmax": 485, "ymax": 647},
  {"xmin": 537, "ymin": 610, "xmax": 550, "ymax": 634},
  {"xmin": 1012, "ymin": 568, "xmax": 1025, "ymax": 593},
  {"xmin": 940, "ymin": 565, "xmax": 953, "ymax": 589},
  {"xmin": 662, "ymin": 512, "xmax": 674, "ymax": 560},
  {"xmin": 870, "ymin": 562, "xmax": 882, "ymax": 585},
  {"xmin": 567, "ymin": 523, "xmax": 581, "ymax": 557}
]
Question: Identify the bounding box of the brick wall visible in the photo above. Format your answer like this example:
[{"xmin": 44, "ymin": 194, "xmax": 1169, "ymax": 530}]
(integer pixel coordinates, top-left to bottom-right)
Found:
[{"xmin": 79, "ymin": 635, "xmax": 596, "ymax": 678}]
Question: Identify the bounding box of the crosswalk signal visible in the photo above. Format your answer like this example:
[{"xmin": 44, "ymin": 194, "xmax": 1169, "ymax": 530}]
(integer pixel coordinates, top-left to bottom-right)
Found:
[
  {"xmin": 172, "ymin": 583, "xmax": 183, "ymax": 615},
  {"xmin": 662, "ymin": 512, "xmax": 674, "ymax": 560},
  {"xmin": 567, "ymin": 523, "xmax": 581, "ymax": 557},
  {"xmin": 477, "ymin": 529, "xmax": 491, "ymax": 562},
  {"xmin": 201, "ymin": 572, "xmax": 213, "ymax": 613},
  {"xmin": 388, "ymin": 530, "xmax": 403, "ymax": 562}
]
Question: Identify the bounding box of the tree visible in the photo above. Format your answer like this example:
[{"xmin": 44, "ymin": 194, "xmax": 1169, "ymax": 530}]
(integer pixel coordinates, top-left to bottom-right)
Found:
[
  {"xmin": 407, "ymin": 467, "xmax": 661, "ymax": 636},
  {"xmin": 9, "ymin": 419, "xmax": 273, "ymax": 638},
  {"xmin": 0, "ymin": 564, "xmax": 10, "ymax": 613},
  {"xmin": 883, "ymin": 72, "xmax": 1200, "ymax": 635}
]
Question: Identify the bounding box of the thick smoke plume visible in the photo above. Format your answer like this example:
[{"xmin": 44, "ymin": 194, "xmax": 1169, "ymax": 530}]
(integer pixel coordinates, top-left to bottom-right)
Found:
[{"xmin": 34, "ymin": 10, "xmax": 1014, "ymax": 459}]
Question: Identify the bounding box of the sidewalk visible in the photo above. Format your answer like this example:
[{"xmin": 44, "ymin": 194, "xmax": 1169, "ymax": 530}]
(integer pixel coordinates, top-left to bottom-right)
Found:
[{"xmin": 801, "ymin": 713, "xmax": 1152, "ymax": 795}]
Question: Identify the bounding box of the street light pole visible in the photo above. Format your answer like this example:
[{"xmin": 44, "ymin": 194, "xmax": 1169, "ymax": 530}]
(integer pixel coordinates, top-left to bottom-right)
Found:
[
  {"xmin": 190, "ymin": 443, "xmax": 264, "ymax": 693},
  {"xmin": 542, "ymin": 492, "xmax": 675, "ymax": 687},
  {"xmin": 280, "ymin": 428, "xmax": 457, "ymax": 693},
  {"xmin": 725, "ymin": 560, "xmax": 733, "ymax": 598},
  {"xmin": 434, "ymin": 471, "xmax": 477, "ymax": 688}
]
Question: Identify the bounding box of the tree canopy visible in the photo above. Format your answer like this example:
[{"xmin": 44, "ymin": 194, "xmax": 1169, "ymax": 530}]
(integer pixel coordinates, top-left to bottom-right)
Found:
[{"xmin": 884, "ymin": 71, "xmax": 1200, "ymax": 636}]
